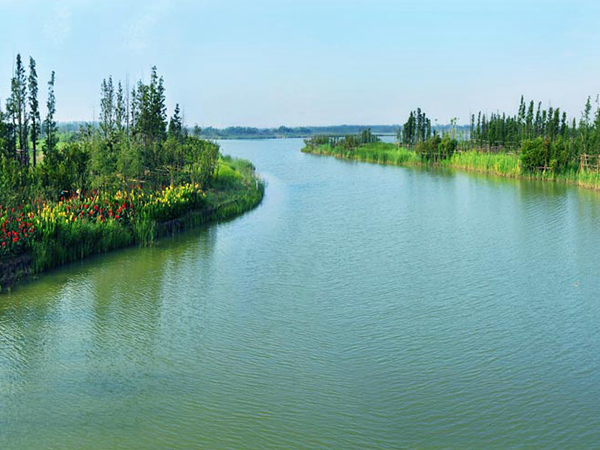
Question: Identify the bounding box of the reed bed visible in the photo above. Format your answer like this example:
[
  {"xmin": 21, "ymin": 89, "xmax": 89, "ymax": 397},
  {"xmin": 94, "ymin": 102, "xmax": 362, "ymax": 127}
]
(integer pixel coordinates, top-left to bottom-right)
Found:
[
  {"xmin": 444, "ymin": 152, "xmax": 521, "ymax": 177},
  {"xmin": 303, "ymin": 143, "xmax": 421, "ymax": 166},
  {"xmin": 303, "ymin": 143, "xmax": 600, "ymax": 191}
]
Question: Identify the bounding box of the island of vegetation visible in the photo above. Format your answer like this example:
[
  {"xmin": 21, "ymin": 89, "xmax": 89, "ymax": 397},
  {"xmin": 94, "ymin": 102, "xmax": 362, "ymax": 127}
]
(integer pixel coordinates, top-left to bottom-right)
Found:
[
  {"xmin": 302, "ymin": 98, "xmax": 600, "ymax": 190},
  {"xmin": 0, "ymin": 55, "xmax": 264, "ymax": 291}
]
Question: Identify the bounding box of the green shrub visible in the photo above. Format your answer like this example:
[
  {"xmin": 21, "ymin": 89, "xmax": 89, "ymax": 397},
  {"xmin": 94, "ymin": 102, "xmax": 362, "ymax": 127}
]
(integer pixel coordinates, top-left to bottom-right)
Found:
[{"xmin": 520, "ymin": 138, "xmax": 550, "ymax": 172}]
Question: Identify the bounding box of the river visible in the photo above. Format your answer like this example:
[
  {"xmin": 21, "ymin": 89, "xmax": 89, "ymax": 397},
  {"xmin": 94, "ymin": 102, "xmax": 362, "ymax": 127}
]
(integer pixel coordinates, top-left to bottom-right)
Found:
[{"xmin": 1, "ymin": 138, "xmax": 600, "ymax": 448}]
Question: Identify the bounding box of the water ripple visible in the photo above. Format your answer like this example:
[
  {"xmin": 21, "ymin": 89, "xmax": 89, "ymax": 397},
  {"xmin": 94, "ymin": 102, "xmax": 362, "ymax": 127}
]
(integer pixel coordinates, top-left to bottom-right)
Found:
[{"xmin": 2, "ymin": 139, "xmax": 600, "ymax": 448}]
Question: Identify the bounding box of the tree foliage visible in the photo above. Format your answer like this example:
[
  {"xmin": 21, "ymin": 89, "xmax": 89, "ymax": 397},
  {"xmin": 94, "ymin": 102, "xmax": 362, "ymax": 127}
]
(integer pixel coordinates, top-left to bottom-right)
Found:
[
  {"xmin": 44, "ymin": 71, "xmax": 58, "ymax": 158},
  {"xmin": 0, "ymin": 57, "xmax": 222, "ymax": 207},
  {"xmin": 28, "ymin": 57, "xmax": 40, "ymax": 167}
]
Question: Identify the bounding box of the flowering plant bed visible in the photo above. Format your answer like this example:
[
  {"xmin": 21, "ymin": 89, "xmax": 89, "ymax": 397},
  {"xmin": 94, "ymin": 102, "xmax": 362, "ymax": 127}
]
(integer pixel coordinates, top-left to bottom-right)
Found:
[{"xmin": 0, "ymin": 171, "xmax": 264, "ymax": 291}]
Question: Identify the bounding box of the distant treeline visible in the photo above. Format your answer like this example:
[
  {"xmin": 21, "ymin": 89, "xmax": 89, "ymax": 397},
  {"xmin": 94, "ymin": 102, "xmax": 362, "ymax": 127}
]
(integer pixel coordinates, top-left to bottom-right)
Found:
[
  {"xmin": 306, "ymin": 129, "xmax": 381, "ymax": 151},
  {"xmin": 200, "ymin": 125, "xmax": 401, "ymax": 139},
  {"xmin": 57, "ymin": 123, "xmax": 471, "ymax": 141}
]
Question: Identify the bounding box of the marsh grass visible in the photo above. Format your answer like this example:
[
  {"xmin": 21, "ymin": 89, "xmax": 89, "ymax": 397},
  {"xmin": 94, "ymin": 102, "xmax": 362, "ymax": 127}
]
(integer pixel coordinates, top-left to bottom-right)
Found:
[
  {"xmin": 444, "ymin": 152, "xmax": 521, "ymax": 177},
  {"xmin": 303, "ymin": 143, "xmax": 421, "ymax": 166},
  {"xmin": 303, "ymin": 143, "xmax": 600, "ymax": 191},
  {"xmin": 32, "ymin": 219, "xmax": 133, "ymax": 273}
]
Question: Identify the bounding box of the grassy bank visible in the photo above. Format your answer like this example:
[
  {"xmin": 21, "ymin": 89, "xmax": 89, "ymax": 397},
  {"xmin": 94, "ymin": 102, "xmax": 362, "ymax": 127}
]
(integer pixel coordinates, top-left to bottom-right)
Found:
[
  {"xmin": 302, "ymin": 143, "xmax": 421, "ymax": 166},
  {"xmin": 0, "ymin": 156, "xmax": 264, "ymax": 292},
  {"xmin": 442, "ymin": 151, "xmax": 521, "ymax": 177},
  {"xmin": 302, "ymin": 142, "xmax": 600, "ymax": 190}
]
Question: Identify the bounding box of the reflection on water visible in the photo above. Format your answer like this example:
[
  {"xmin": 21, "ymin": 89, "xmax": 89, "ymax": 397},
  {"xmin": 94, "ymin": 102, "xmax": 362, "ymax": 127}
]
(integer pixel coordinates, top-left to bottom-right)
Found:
[{"xmin": 2, "ymin": 138, "xmax": 600, "ymax": 449}]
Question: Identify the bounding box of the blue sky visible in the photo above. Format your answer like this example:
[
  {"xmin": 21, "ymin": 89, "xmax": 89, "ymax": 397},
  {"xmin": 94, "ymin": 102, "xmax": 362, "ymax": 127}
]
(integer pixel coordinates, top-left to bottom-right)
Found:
[{"xmin": 1, "ymin": 0, "xmax": 600, "ymax": 127}]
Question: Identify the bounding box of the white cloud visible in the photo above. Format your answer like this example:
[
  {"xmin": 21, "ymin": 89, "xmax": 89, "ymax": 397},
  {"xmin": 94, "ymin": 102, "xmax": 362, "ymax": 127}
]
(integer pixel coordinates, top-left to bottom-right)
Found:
[
  {"xmin": 124, "ymin": 0, "xmax": 172, "ymax": 52},
  {"xmin": 43, "ymin": 1, "xmax": 73, "ymax": 47}
]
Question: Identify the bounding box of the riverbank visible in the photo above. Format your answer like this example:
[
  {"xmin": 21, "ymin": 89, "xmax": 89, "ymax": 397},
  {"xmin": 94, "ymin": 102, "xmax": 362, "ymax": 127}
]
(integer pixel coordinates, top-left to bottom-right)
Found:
[
  {"xmin": 302, "ymin": 143, "xmax": 600, "ymax": 190},
  {"xmin": 0, "ymin": 156, "xmax": 264, "ymax": 293}
]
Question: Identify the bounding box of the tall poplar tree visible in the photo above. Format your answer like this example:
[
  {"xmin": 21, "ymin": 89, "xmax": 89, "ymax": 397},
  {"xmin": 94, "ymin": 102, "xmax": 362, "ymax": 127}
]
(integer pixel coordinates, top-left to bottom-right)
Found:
[
  {"xmin": 518, "ymin": 95, "xmax": 526, "ymax": 137},
  {"xmin": 526, "ymin": 101, "xmax": 534, "ymax": 139},
  {"xmin": 44, "ymin": 71, "xmax": 58, "ymax": 157},
  {"xmin": 8, "ymin": 54, "xmax": 29, "ymax": 163},
  {"xmin": 134, "ymin": 66, "xmax": 167, "ymax": 145},
  {"xmin": 115, "ymin": 81, "xmax": 125, "ymax": 134},
  {"xmin": 0, "ymin": 101, "xmax": 7, "ymax": 158},
  {"xmin": 99, "ymin": 76, "xmax": 115, "ymax": 139},
  {"xmin": 148, "ymin": 66, "xmax": 167, "ymax": 142},
  {"xmin": 168, "ymin": 103, "xmax": 184, "ymax": 143},
  {"xmin": 28, "ymin": 57, "xmax": 40, "ymax": 167}
]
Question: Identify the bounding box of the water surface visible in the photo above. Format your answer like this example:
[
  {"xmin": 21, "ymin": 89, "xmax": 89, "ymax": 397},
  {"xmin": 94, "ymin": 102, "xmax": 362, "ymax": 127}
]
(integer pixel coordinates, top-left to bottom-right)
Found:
[{"xmin": 2, "ymin": 138, "xmax": 600, "ymax": 448}]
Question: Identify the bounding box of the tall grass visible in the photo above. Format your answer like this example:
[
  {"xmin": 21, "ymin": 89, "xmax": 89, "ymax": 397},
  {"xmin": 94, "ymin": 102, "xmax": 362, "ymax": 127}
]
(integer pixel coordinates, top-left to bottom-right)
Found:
[
  {"xmin": 575, "ymin": 170, "xmax": 600, "ymax": 189},
  {"xmin": 444, "ymin": 151, "xmax": 521, "ymax": 177},
  {"xmin": 32, "ymin": 219, "xmax": 133, "ymax": 272},
  {"xmin": 303, "ymin": 143, "xmax": 421, "ymax": 166},
  {"xmin": 303, "ymin": 144, "xmax": 600, "ymax": 191},
  {"xmin": 447, "ymin": 152, "xmax": 600, "ymax": 189},
  {"xmin": 132, "ymin": 210, "xmax": 157, "ymax": 246}
]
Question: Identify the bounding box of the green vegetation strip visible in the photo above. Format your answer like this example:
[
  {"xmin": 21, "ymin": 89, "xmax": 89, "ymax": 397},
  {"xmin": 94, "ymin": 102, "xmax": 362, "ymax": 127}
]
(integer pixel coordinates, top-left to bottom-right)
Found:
[
  {"xmin": 302, "ymin": 142, "xmax": 600, "ymax": 190},
  {"xmin": 0, "ymin": 157, "xmax": 263, "ymax": 292}
]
